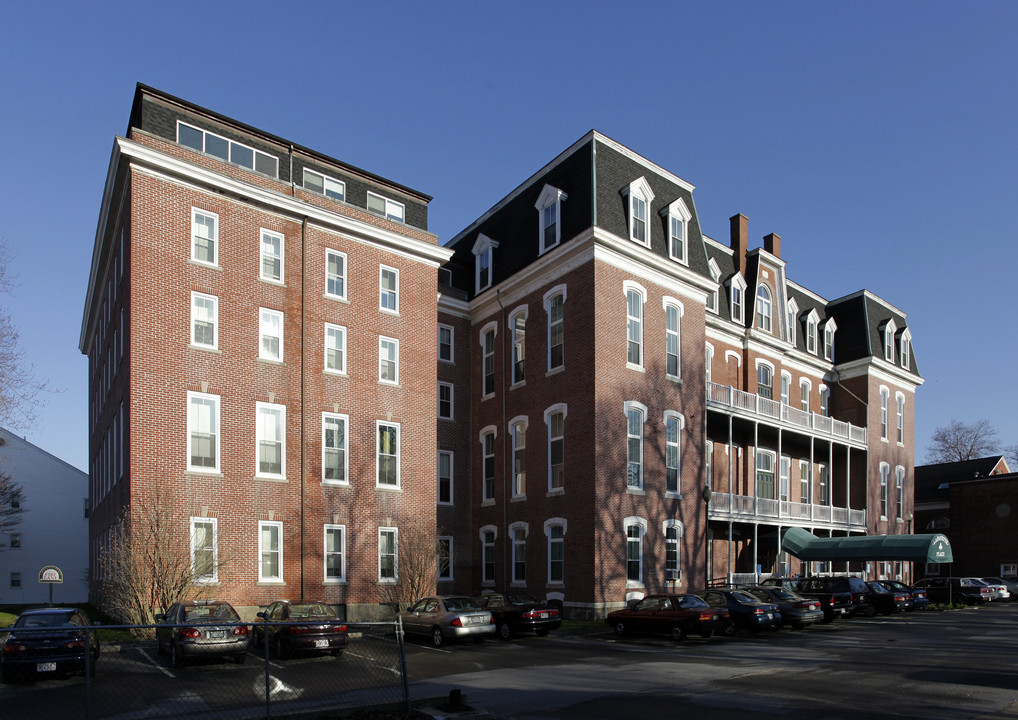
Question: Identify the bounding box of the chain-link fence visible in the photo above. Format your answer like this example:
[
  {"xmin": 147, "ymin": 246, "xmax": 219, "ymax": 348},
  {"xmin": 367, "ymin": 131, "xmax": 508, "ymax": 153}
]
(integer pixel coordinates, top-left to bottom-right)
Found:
[{"xmin": 0, "ymin": 620, "xmax": 409, "ymax": 720}]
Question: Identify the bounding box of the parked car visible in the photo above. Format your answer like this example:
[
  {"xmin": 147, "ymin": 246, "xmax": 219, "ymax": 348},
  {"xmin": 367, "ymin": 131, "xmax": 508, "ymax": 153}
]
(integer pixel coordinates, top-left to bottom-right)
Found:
[
  {"xmin": 865, "ymin": 581, "xmax": 909, "ymax": 615},
  {"xmin": 800, "ymin": 576, "xmax": 873, "ymax": 620},
  {"xmin": 398, "ymin": 596, "xmax": 495, "ymax": 647},
  {"xmin": 605, "ymin": 594, "xmax": 729, "ymax": 642},
  {"xmin": 974, "ymin": 578, "xmax": 1010, "ymax": 601},
  {"xmin": 156, "ymin": 600, "xmax": 250, "ymax": 668},
  {"xmin": 878, "ymin": 579, "xmax": 929, "ymax": 610},
  {"xmin": 743, "ymin": 586, "xmax": 824, "ymax": 629},
  {"xmin": 913, "ymin": 577, "xmax": 994, "ymax": 605},
  {"xmin": 1, "ymin": 607, "xmax": 100, "ymax": 681},
  {"xmin": 474, "ymin": 591, "xmax": 561, "ymax": 640},
  {"xmin": 981, "ymin": 577, "xmax": 1018, "ymax": 600},
  {"xmin": 701, "ymin": 588, "xmax": 781, "ymax": 635},
  {"xmin": 255, "ymin": 600, "xmax": 348, "ymax": 659}
]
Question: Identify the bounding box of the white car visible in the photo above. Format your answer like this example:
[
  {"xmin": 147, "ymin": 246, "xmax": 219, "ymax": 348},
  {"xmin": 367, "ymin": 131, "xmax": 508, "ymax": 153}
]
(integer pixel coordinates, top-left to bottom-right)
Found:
[
  {"xmin": 965, "ymin": 577, "xmax": 1007, "ymax": 601},
  {"xmin": 979, "ymin": 578, "xmax": 1012, "ymax": 601}
]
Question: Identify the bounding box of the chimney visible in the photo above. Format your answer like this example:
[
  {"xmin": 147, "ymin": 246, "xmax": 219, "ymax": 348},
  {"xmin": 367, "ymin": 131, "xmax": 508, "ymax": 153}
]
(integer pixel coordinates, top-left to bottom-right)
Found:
[
  {"xmin": 763, "ymin": 232, "xmax": 781, "ymax": 258},
  {"xmin": 730, "ymin": 214, "xmax": 748, "ymax": 274}
]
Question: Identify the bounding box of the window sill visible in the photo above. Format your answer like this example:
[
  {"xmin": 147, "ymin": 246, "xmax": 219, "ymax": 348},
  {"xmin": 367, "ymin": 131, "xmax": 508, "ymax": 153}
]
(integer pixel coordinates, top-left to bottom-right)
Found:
[
  {"xmin": 626, "ymin": 487, "xmax": 646, "ymax": 496},
  {"xmin": 481, "ymin": 393, "xmax": 495, "ymax": 402},
  {"xmin": 511, "ymin": 495, "xmax": 527, "ymax": 503},
  {"xmin": 324, "ymin": 369, "xmax": 349, "ymax": 378},
  {"xmin": 481, "ymin": 499, "xmax": 495, "ymax": 507},
  {"xmin": 188, "ymin": 259, "xmax": 222, "ymax": 272},
  {"xmin": 438, "ymin": 577, "xmax": 454, "ymax": 583},
  {"xmin": 375, "ymin": 485, "xmax": 403, "ymax": 493},
  {"xmin": 192, "ymin": 580, "xmax": 221, "ymax": 587},
  {"xmin": 666, "ymin": 375, "xmax": 681, "ymax": 385},
  {"xmin": 257, "ymin": 357, "xmax": 284, "ymax": 365},
  {"xmin": 546, "ymin": 366, "xmax": 564, "ymax": 378},
  {"xmin": 323, "ymin": 579, "xmax": 348, "ymax": 585},
  {"xmin": 321, "ymin": 481, "xmax": 350, "ymax": 488},
  {"xmin": 510, "ymin": 380, "xmax": 526, "ymax": 391},
  {"xmin": 185, "ymin": 469, "xmax": 223, "ymax": 478},
  {"xmin": 379, "ymin": 309, "xmax": 401, "ymax": 318},
  {"xmin": 257, "ymin": 581, "xmax": 286, "ymax": 586},
  {"xmin": 438, "ymin": 415, "xmax": 454, "ymax": 422},
  {"xmin": 324, "ymin": 294, "xmax": 350, "ymax": 304},
  {"xmin": 189, "ymin": 344, "xmax": 221, "ymax": 353},
  {"xmin": 255, "ymin": 475, "xmax": 288, "ymax": 483},
  {"xmin": 546, "ymin": 489, "xmax": 565, "ymax": 498},
  {"xmin": 510, "ymin": 581, "xmax": 527, "ymax": 588},
  {"xmin": 665, "ymin": 492, "xmax": 682, "ymax": 500},
  {"xmin": 626, "ymin": 581, "xmax": 646, "ymax": 589},
  {"xmin": 481, "ymin": 580, "xmax": 496, "ymax": 587},
  {"xmin": 625, "ymin": 363, "xmax": 646, "ymax": 374},
  {"xmin": 378, "ymin": 380, "xmax": 401, "ymax": 388},
  {"xmin": 258, "ymin": 277, "xmax": 287, "ymax": 288},
  {"xmin": 546, "ymin": 582, "xmax": 565, "ymax": 588},
  {"xmin": 437, "ymin": 501, "xmax": 454, "ymax": 507}
]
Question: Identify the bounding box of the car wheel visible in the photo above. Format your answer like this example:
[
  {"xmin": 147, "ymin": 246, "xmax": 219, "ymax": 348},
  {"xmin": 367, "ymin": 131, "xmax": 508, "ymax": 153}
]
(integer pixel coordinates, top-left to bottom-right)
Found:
[
  {"xmin": 864, "ymin": 605, "xmax": 878, "ymax": 617},
  {"xmin": 669, "ymin": 625, "xmax": 686, "ymax": 642},
  {"xmin": 170, "ymin": 642, "xmax": 185, "ymax": 669},
  {"xmin": 613, "ymin": 621, "xmax": 627, "ymax": 636},
  {"xmin": 535, "ymin": 629, "xmax": 550, "ymax": 637},
  {"xmin": 498, "ymin": 622, "xmax": 513, "ymax": 641},
  {"xmin": 233, "ymin": 653, "xmax": 247, "ymax": 665},
  {"xmin": 431, "ymin": 627, "xmax": 445, "ymax": 648},
  {"xmin": 721, "ymin": 621, "xmax": 736, "ymax": 637}
]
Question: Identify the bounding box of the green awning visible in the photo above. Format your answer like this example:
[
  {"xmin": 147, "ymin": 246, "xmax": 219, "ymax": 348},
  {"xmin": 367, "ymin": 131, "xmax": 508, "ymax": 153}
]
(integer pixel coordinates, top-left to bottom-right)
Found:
[{"xmin": 782, "ymin": 527, "xmax": 953, "ymax": 563}]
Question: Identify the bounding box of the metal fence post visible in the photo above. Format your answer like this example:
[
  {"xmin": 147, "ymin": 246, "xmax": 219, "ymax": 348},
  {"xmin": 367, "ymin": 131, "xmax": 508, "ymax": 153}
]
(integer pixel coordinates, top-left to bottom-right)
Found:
[
  {"xmin": 84, "ymin": 624, "xmax": 93, "ymax": 720},
  {"xmin": 396, "ymin": 616, "xmax": 410, "ymax": 712},
  {"xmin": 263, "ymin": 614, "xmax": 271, "ymax": 720}
]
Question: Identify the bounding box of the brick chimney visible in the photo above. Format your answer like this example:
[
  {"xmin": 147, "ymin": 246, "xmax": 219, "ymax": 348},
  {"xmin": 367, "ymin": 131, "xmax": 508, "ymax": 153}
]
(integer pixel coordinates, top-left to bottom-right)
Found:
[
  {"xmin": 763, "ymin": 232, "xmax": 781, "ymax": 258},
  {"xmin": 730, "ymin": 214, "xmax": 748, "ymax": 274}
]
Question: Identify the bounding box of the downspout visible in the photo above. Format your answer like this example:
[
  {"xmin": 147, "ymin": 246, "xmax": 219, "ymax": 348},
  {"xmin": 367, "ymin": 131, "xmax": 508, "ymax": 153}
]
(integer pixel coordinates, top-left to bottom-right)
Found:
[
  {"xmin": 300, "ymin": 216, "xmax": 307, "ymax": 600},
  {"xmin": 496, "ymin": 289, "xmax": 508, "ymax": 592}
]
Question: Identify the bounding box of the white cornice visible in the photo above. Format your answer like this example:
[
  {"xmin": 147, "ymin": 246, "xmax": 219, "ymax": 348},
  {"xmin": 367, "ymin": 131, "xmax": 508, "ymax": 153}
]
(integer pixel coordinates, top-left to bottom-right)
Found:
[{"xmin": 834, "ymin": 357, "xmax": 925, "ymax": 391}]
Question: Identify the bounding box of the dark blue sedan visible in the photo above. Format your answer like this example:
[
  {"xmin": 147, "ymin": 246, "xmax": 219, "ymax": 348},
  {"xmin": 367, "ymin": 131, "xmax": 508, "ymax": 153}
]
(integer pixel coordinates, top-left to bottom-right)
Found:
[{"xmin": 701, "ymin": 589, "xmax": 781, "ymax": 635}]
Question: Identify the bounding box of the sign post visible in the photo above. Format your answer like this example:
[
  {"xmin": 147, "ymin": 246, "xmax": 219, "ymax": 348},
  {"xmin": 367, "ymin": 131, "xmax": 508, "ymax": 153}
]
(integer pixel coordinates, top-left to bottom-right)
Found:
[{"xmin": 38, "ymin": 565, "xmax": 64, "ymax": 607}]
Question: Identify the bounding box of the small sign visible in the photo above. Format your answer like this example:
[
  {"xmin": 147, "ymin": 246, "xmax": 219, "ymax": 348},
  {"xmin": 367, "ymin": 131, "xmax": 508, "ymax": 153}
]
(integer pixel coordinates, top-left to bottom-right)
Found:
[{"xmin": 38, "ymin": 565, "xmax": 63, "ymax": 584}]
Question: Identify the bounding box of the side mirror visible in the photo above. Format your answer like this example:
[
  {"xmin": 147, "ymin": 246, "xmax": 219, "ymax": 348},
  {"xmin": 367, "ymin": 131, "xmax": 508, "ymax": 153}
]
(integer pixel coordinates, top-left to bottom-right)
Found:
[
  {"xmin": 256, "ymin": 612, "xmax": 267, "ymax": 619},
  {"xmin": 154, "ymin": 614, "xmax": 164, "ymax": 622}
]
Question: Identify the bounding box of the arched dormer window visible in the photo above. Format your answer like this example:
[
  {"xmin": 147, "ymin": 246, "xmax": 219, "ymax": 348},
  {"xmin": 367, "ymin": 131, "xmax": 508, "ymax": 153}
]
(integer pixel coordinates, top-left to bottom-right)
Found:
[
  {"xmin": 472, "ymin": 233, "xmax": 498, "ymax": 294},
  {"xmin": 728, "ymin": 274, "xmax": 748, "ymax": 325},
  {"xmin": 900, "ymin": 329, "xmax": 912, "ymax": 370},
  {"xmin": 661, "ymin": 197, "xmax": 691, "ymax": 265},
  {"xmin": 805, "ymin": 309, "xmax": 819, "ymax": 355},
  {"xmin": 882, "ymin": 319, "xmax": 897, "ymax": 363},
  {"xmin": 535, "ymin": 184, "xmax": 567, "ymax": 254},
  {"xmin": 822, "ymin": 317, "xmax": 837, "ymax": 361},
  {"xmin": 786, "ymin": 299, "xmax": 798, "ymax": 346},
  {"xmin": 706, "ymin": 258, "xmax": 721, "ymax": 313},
  {"xmin": 621, "ymin": 177, "xmax": 655, "ymax": 247}
]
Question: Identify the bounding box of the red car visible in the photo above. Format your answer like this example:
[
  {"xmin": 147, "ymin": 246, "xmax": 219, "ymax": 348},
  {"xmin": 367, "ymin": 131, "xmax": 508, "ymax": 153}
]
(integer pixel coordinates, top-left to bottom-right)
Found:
[
  {"xmin": 255, "ymin": 600, "xmax": 348, "ymax": 659},
  {"xmin": 605, "ymin": 594, "xmax": 729, "ymax": 642}
]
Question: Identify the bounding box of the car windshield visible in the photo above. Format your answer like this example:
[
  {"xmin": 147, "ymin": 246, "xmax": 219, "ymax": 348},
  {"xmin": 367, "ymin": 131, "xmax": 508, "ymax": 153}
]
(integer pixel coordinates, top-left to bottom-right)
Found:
[
  {"xmin": 184, "ymin": 604, "xmax": 239, "ymax": 621},
  {"xmin": 678, "ymin": 595, "xmax": 709, "ymax": 609},
  {"xmin": 869, "ymin": 583, "xmax": 889, "ymax": 594},
  {"xmin": 16, "ymin": 612, "xmax": 77, "ymax": 628},
  {"xmin": 289, "ymin": 603, "xmax": 336, "ymax": 618},
  {"xmin": 769, "ymin": 588, "xmax": 798, "ymax": 601},
  {"xmin": 730, "ymin": 591, "xmax": 758, "ymax": 604},
  {"xmin": 443, "ymin": 597, "xmax": 482, "ymax": 611},
  {"xmin": 506, "ymin": 591, "xmax": 539, "ymax": 605}
]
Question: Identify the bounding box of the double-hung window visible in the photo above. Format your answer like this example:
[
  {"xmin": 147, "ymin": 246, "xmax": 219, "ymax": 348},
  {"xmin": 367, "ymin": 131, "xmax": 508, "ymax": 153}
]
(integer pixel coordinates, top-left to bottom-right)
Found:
[
  {"xmin": 880, "ymin": 388, "xmax": 889, "ymax": 441},
  {"xmin": 481, "ymin": 529, "xmax": 496, "ymax": 584},
  {"xmin": 535, "ymin": 184, "xmax": 567, "ymax": 253},
  {"xmin": 895, "ymin": 467, "xmax": 905, "ymax": 520},
  {"xmin": 325, "ymin": 323, "xmax": 346, "ymax": 374},
  {"xmin": 304, "ymin": 168, "xmax": 346, "ymax": 202},
  {"xmin": 800, "ymin": 380, "xmax": 810, "ymax": 413},
  {"xmin": 546, "ymin": 290, "xmax": 565, "ymax": 371},
  {"xmin": 896, "ymin": 393, "xmax": 905, "ymax": 444},
  {"xmin": 622, "ymin": 178, "xmax": 654, "ymax": 246},
  {"xmin": 379, "ymin": 527, "xmax": 398, "ymax": 581},
  {"xmin": 438, "ymin": 382, "xmax": 454, "ymax": 420},
  {"xmin": 322, "ymin": 413, "xmax": 348, "ymax": 484},
  {"xmin": 625, "ymin": 284, "xmax": 645, "ymax": 368},
  {"xmin": 546, "ymin": 406, "xmax": 565, "ymax": 491},
  {"xmin": 625, "ymin": 402, "xmax": 646, "ymax": 490},
  {"xmin": 325, "ymin": 250, "xmax": 347, "ymax": 300},
  {"xmin": 187, "ymin": 392, "xmax": 219, "ymax": 472},
  {"xmin": 438, "ymin": 324, "xmax": 454, "ymax": 363},
  {"xmin": 367, "ymin": 192, "xmax": 405, "ymax": 223},
  {"xmin": 260, "ymin": 309, "xmax": 283, "ymax": 361},
  {"xmin": 259, "ymin": 521, "xmax": 283, "ymax": 582},
  {"xmin": 665, "ymin": 523, "xmax": 681, "ymax": 579},
  {"xmin": 481, "ymin": 429, "xmax": 496, "ymax": 501},
  {"xmin": 625, "ymin": 519, "xmax": 646, "ymax": 584},
  {"xmin": 438, "ymin": 450, "xmax": 453, "ymax": 505},
  {"xmin": 191, "ymin": 209, "xmax": 218, "ymax": 266},
  {"xmin": 665, "ymin": 412, "xmax": 682, "ymax": 494},
  {"xmin": 806, "ymin": 312, "xmax": 818, "ymax": 354},
  {"xmin": 191, "ymin": 292, "xmax": 218, "ymax": 349},
  {"xmin": 756, "ymin": 286, "xmax": 772, "ymax": 332},
  {"xmin": 379, "ymin": 266, "xmax": 399, "ymax": 313},
  {"xmin": 511, "ymin": 524, "xmax": 527, "ymax": 583},
  {"xmin": 818, "ymin": 464, "xmax": 829, "ymax": 505},
  {"xmin": 756, "ymin": 451, "xmax": 776, "ymax": 500},
  {"xmin": 880, "ymin": 464, "xmax": 890, "ymax": 518},
  {"xmin": 379, "ymin": 337, "xmax": 399, "ymax": 384},
  {"xmin": 757, "ymin": 364, "xmax": 773, "ymax": 400},
  {"xmin": 257, "ymin": 403, "xmax": 285, "ymax": 478},
  {"xmin": 799, "ymin": 461, "xmax": 811, "ymax": 503},
  {"xmin": 664, "ymin": 300, "xmax": 681, "ymax": 379},
  {"xmin": 482, "ymin": 326, "xmax": 496, "ymax": 396},
  {"xmin": 191, "ymin": 517, "xmax": 217, "ymax": 583},
  {"xmin": 547, "ymin": 523, "xmax": 565, "ymax": 583},
  {"xmin": 511, "ymin": 310, "xmax": 526, "ymax": 384},
  {"xmin": 511, "ymin": 419, "xmax": 527, "ymax": 497},
  {"xmin": 377, "ymin": 421, "xmax": 400, "ymax": 488},
  {"xmin": 324, "ymin": 525, "xmax": 346, "ymax": 582},
  {"xmin": 437, "ymin": 536, "xmax": 453, "ymax": 581},
  {"xmin": 260, "ymin": 230, "xmax": 283, "ymax": 283},
  {"xmin": 663, "ymin": 198, "xmax": 691, "ymax": 264}
]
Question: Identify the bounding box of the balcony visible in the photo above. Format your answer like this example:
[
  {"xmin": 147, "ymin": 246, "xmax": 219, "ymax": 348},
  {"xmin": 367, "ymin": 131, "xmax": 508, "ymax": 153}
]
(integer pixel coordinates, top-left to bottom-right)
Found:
[
  {"xmin": 708, "ymin": 491, "xmax": 867, "ymax": 532},
  {"xmin": 707, "ymin": 382, "xmax": 868, "ymax": 446}
]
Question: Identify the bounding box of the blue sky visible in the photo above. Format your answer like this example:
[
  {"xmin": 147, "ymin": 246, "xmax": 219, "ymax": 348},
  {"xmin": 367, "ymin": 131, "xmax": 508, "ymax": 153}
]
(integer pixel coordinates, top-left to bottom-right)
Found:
[{"xmin": 1, "ymin": 1, "xmax": 1015, "ymax": 472}]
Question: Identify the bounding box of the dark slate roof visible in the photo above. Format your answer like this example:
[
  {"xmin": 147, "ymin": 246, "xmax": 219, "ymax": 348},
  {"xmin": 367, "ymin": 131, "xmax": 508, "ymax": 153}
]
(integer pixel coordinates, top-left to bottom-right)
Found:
[{"xmin": 914, "ymin": 456, "xmax": 1008, "ymax": 503}]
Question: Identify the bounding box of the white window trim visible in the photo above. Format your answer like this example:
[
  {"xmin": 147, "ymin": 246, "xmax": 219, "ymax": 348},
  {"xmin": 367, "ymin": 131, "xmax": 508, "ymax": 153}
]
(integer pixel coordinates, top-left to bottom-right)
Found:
[
  {"xmin": 438, "ymin": 323, "xmax": 455, "ymax": 364},
  {"xmin": 190, "ymin": 291, "xmax": 218, "ymax": 350},
  {"xmin": 379, "ymin": 265, "xmax": 400, "ymax": 314},
  {"xmin": 535, "ymin": 184, "xmax": 568, "ymax": 254},
  {"xmin": 324, "ymin": 323, "xmax": 347, "ymax": 375},
  {"xmin": 473, "ymin": 233, "xmax": 498, "ymax": 294},
  {"xmin": 190, "ymin": 517, "xmax": 218, "ymax": 584},
  {"xmin": 510, "ymin": 415, "xmax": 529, "ymax": 498},
  {"xmin": 509, "ymin": 521, "xmax": 529, "ymax": 585},
  {"xmin": 322, "ymin": 412, "xmax": 349, "ymax": 485},
  {"xmin": 661, "ymin": 197, "xmax": 691, "ymax": 265},
  {"xmin": 706, "ymin": 259, "xmax": 721, "ymax": 314},
  {"xmin": 258, "ymin": 520, "xmax": 283, "ymax": 583},
  {"xmin": 509, "ymin": 305, "xmax": 528, "ymax": 386},
  {"xmin": 621, "ymin": 177, "xmax": 655, "ymax": 247},
  {"xmin": 624, "ymin": 281, "xmax": 647, "ymax": 371},
  {"xmin": 896, "ymin": 392, "xmax": 905, "ymax": 445},
  {"xmin": 544, "ymin": 285, "xmax": 567, "ymax": 372},
  {"xmin": 623, "ymin": 516, "xmax": 648, "ymax": 587},
  {"xmin": 376, "ymin": 421, "xmax": 401, "ymax": 488},
  {"xmin": 378, "ymin": 527, "xmax": 398, "ymax": 582},
  {"xmin": 324, "ymin": 524, "xmax": 347, "ymax": 583},
  {"xmin": 260, "ymin": 229, "xmax": 285, "ymax": 284},
  {"xmin": 756, "ymin": 359, "xmax": 775, "ymax": 399},
  {"xmin": 786, "ymin": 299, "xmax": 798, "ymax": 345},
  {"xmin": 187, "ymin": 391, "xmax": 220, "ymax": 474},
  {"xmin": 325, "ymin": 249, "xmax": 348, "ymax": 301},
  {"xmin": 900, "ymin": 329, "xmax": 912, "ymax": 370},
  {"xmin": 480, "ymin": 524, "xmax": 497, "ymax": 585},
  {"xmin": 756, "ymin": 285, "xmax": 773, "ymax": 332},
  {"xmin": 438, "ymin": 450, "xmax": 454, "ymax": 506},
  {"xmin": 256, "ymin": 402, "xmax": 286, "ymax": 479},
  {"xmin": 545, "ymin": 403, "xmax": 567, "ymax": 494},
  {"xmin": 728, "ymin": 274, "xmax": 748, "ymax": 324},
  {"xmin": 480, "ymin": 426, "xmax": 497, "ymax": 502},
  {"xmin": 663, "ymin": 410, "xmax": 684, "ymax": 496},
  {"xmin": 191, "ymin": 208, "xmax": 219, "ymax": 267},
  {"xmin": 259, "ymin": 308, "xmax": 284, "ymax": 362},
  {"xmin": 819, "ymin": 384, "xmax": 830, "ymax": 417},
  {"xmin": 438, "ymin": 535, "xmax": 454, "ymax": 582},
  {"xmin": 379, "ymin": 336, "xmax": 400, "ymax": 385},
  {"xmin": 705, "ymin": 343, "xmax": 714, "ymax": 385},
  {"xmin": 663, "ymin": 297, "xmax": 683, "ymax": 381},
  {"xmin": 304, "ymin": 168, "xmax": 347, "ymax": 203},
  {"xmin": 879, "ymin": 462, "xmax": 890, "ymax": 519},
  {"xmin": 895, "ymin": 466, "xmax": 905, "ymax": 520},
  {"xmin": 438, "ymin": 381, "xmax": 454, "ymax": 420},
  {"xmin": 624, "ymin": 401, "xmax": 648, "ymax": 491},
  {"xmin": 544, "ymin": 518, "xmax": 567, "ymax": 584},
  {"xmin": 880, "ymin": 386, "xmax": 890, "ymax": 442},
  {"xmin": 480, "ymin": 321, "xmax": 497, "ymax": 397},
  {"xmin": 367, "ymin": 192, "xmax": 405, "ymax": 223},
  {"xmin": 822, "ymin": 318, "xmax": 838, "ymax": 361},
  {"xmin": 780, "ymin": 371, "xmax": 792, "ymax": 405},
  {"xmin": 882, "ymin": 319, "xmax": 898, "ymax": 363},
  {"xmin": 799, "ymin": 378, "xmax": 812, "ymax": 413}
]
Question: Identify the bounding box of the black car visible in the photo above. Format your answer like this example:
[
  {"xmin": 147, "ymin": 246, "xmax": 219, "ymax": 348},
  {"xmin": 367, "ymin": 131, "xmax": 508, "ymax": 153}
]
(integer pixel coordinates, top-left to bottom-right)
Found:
[
  {"xmin": 1, "ymin": 607, "xmax": 100, "ymax": 681},
  {"xmin": 701, "ymin": 588, "xmax": 781, "ymax": 634},
  {"xmin": 791, "ymin": 576, "xmax": 872, "ymax": 621},
  {"xmin": 255, "ymin": 600, "xmax": 348, "ymax": 658},
  {"xmin": 744, "ymin": 586, "xmax": 824, "ymax": 629},
  {"xmin": 865, "ymin": 581, "xmax": 910, "ymax": 615},
  {"xmin": 914, "ymin": 577, "xmax": 994, "ymax": 605},
  {"xmin": 877, "ymin": 580, "xmax": 929, "ymax": 611},
  {"xmin": 156, "ymin": 600, "xmax": 250, "ymax": 668},
  {"xmin": 474, "ymin": 591, "xmax": 561, "ymax": 640}
]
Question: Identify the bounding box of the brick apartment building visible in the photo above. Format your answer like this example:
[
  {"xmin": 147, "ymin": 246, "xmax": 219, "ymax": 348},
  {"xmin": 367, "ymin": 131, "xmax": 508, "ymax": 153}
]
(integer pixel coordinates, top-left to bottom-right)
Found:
[
  {"xmin": 81, "ymin": 87, "xmax": 924, "ymax": 621},
  {"xmin": 439, "ymin": 131, "xmax": 925, "ymax": 617},
  {"xmin": 80, "ymin": 85, "xmax": 451, "ymax": 619}
]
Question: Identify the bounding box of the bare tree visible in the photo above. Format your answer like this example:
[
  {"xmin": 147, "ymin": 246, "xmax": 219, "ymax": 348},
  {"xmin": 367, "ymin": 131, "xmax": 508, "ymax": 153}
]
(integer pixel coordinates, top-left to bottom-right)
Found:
[
  {"xmin": 0, "ymin": 470, "xmax": 24, "ymax": 542},
  {"xmin": 376, "ymin": 520, "xmax": 438, "ymax": 616},
  {"xmin": 97, "ymin": 493, "xmax": 233, "ymax": 627},
  {"xmin": 1005, "ymin": 444, "xmax": 1018, "ymax": 472},
  {"xmin": 0, "ymin": 238, "xmax": 48, "ymax": 431},
  {"xmin": 925, "ymin": 419, "xmax": 1000, "ymax": 463}
]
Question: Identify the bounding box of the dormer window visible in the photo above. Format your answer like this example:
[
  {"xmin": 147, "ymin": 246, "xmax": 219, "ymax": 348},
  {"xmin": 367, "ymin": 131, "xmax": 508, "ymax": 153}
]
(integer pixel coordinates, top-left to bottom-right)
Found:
[
  {"xmin": 472, "ymin": 234, "xmax": 498, "ymax": 294},
  {"xmin": 535, "ymin": 185, "xmax": 568, "ymax": 254},
  {"xmin": 900, "ymin": 329, "xmax": 912, "ymax": 370},
  {"xmin": 177, "ymin": 121, "xmax": 278, "ymax": 177},
  {"xmin": 882, "ymin": 319, "xmax": 897, "ymax": 363},
  {"xmin": 822, "ymin": 318, "xmax": 837, "ymax": 361},
  {"xmin": 786, "ymin": 299, "xmax": 798, "ymax": 345},
  {"xmin": 367, "ymin": 192, "xmax": 405, "ymax": 223},
  {"xmin": 304, "ymin": 168, "xmax": 346, "ymax": 202},
  {"xmin": 805, "ymin": 310, "xmax": 819, "ymax": 354},
  {"xmin": 756, "ymin": 285, "xmax": 772, "ymax": 332},
  {"xmin": 728, "ymin": 274, "xmax": 748, "ymax": 324},
  {"xmin": 621, "ymin": 177, "xmax": 655, "ymax": 247},
  {"xmin": 661, "ymin": 198, "xmax": 691, "ymax": 264},
  {"xmin": 706, "ymin": 259, "xmax": 721, "ymax": 313}
]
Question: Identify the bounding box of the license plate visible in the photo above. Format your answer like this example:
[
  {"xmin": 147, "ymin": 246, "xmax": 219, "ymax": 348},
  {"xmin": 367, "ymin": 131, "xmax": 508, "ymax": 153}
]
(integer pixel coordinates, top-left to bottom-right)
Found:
[
  {"xmin": 712, "ymin": 615, "xmax": 719, "ymax": 621},
  {"xmin": 208, "ymin": 630, "xmax": 225, "ymax": 639},
  {"xmin": 767, "ymin": 613, "xmax": 774, "ymax": 619},
  {"xmin": 539, "ymin": 612, "xmax": 548, "ymax": 619},
  {"xmin": 37, "ymin": 662, "xmax": 57, "ymax": 672},
  {"xmin": 314, "ymin": 639, "xmax": 329, "ymax": 648},
  {"xmin": 469, "ymin": 616, "xmax": 484, "ymax": 624}
]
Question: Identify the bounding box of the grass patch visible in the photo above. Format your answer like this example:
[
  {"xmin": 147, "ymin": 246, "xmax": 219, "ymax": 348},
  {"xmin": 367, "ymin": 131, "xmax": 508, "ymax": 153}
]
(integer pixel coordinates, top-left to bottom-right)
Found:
[{"xmin": 0, "ymin": 611, "xmax": 17, "ymax": 627}]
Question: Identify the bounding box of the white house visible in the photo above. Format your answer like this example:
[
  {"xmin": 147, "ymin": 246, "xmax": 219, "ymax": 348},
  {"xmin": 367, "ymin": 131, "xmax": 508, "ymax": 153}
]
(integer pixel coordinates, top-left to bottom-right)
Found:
[{"xmin": 0, "ymin": 428, "xmax": 88, "ymax": 605}]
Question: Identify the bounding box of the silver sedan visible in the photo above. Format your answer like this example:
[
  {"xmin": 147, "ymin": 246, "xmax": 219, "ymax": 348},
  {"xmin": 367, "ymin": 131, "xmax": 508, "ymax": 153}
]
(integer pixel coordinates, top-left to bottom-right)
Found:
[{"xmin": 398, "ymin": 596, "xmax": 495, "ymax": 647}]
